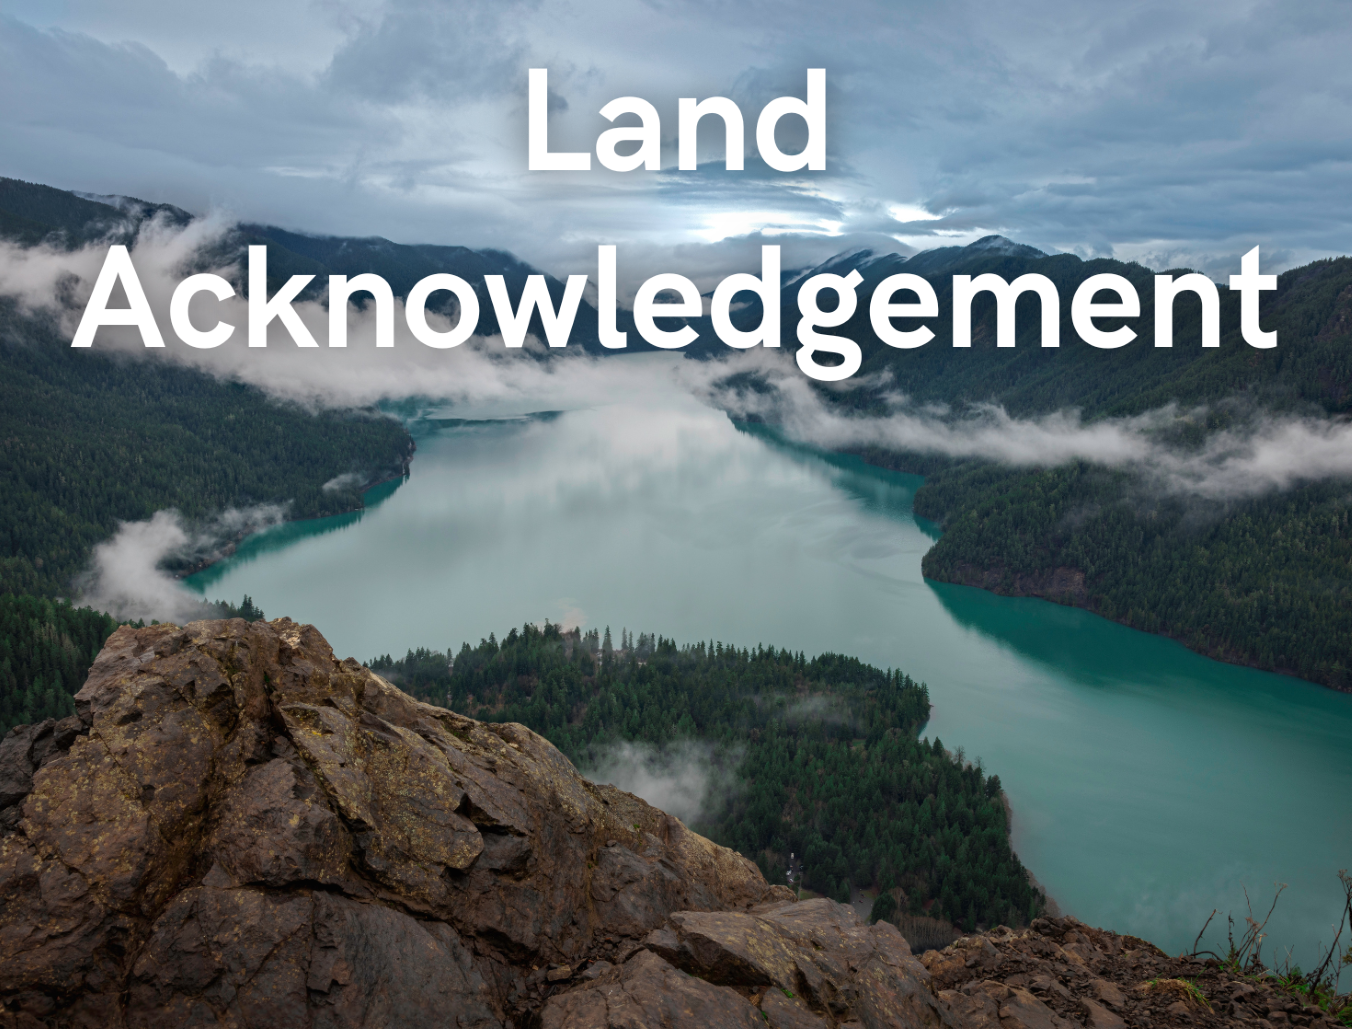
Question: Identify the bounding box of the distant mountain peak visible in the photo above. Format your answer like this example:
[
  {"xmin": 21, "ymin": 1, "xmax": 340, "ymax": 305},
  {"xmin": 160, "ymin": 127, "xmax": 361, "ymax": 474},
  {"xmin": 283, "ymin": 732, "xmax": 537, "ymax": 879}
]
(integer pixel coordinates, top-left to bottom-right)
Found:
[
  {"xmin": 71, "ymin": 191, "xmax": 194, "ymax": 227},
  {"xmin": 786, "ymin": 246, "xmax": 910, "ymax": 290},
  {"xmin": 794, "ymin": 236, "xmax": 1051, "ymax": 287},
  {"xmin": 822, "ymin": 245, "xmax": 879, "ymax": 265},
  {"xmin": 964, "ymin": 235, "xmax": 1046, "ymax": 258}
]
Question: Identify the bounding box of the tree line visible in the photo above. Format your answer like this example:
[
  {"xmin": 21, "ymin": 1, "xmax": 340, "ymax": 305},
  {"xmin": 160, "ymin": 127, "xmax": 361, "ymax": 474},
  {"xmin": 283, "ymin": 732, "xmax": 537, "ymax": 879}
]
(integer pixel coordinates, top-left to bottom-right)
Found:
[{"xmin": 0, "ymin": 594, "xmax": 119, "ymax": 731}]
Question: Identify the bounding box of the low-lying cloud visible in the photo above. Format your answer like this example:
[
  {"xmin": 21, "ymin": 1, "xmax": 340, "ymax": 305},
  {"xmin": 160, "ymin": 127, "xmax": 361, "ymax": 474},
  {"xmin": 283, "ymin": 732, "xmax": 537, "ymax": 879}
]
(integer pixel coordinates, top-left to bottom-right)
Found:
[
  {"xmin": 5, "ymin": 217, "xmax": 1352, "ymax": 505},
  {"xmin": 322, "ymin": 472, "xmax": 365, "ymax": 493},
  {"xmin": 583, "ymin": 740, "xmax": 741, "ymax": 827},
  {"xmin": 694, "ymin": 357, "xmax": 1352, "ymax": 502},
  {"xmin": 784, "ymin": 694, "xmax": 855, "ymax": 729},
  {"xmin": 0, "ymin": 217, "xmax": 670, "ymax": 413},
  {"xmin": 77, "ymin": 505, "xmax": 286, "ymax": 624}
]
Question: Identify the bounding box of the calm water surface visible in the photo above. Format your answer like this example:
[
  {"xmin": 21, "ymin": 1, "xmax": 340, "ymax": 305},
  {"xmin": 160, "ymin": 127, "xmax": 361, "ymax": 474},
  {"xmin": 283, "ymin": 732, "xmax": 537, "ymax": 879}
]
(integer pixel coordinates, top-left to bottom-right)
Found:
[{"xmin": 189, "ymin": 368, "xmax": 1352, "ymax": 964}]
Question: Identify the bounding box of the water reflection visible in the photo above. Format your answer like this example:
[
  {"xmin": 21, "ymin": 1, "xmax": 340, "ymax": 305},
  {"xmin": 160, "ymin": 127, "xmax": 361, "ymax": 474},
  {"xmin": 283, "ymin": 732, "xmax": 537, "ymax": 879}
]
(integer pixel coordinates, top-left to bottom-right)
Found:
[{"xmin": 735, "ymin": 422, "xmax": 942, "ymax": 540}]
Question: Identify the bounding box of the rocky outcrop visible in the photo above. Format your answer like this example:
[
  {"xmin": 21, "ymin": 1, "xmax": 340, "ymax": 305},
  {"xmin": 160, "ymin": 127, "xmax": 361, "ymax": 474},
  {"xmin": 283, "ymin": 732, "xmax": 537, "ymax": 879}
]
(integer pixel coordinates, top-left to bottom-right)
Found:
[
  {"xmin": 542, "ymin": 909, "xmax": 1350, "ymax": 1029},
  {"xmin": 0, "ymin": 618, "xmax": 787, "ymax": 1028},
  {"xmin": 632, "ymin": 900, "xmax": 949, "ymax": 1027}
]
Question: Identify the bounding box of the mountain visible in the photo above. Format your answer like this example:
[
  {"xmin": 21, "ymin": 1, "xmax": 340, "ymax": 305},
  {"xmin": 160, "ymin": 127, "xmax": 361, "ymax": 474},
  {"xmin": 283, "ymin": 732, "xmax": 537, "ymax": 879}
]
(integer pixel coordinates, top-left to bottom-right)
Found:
[
  {"xmin": 0, "ymin": 308, "xmax": 413, "ymax": 599},
  {"xmin": 0, "ymin": 176, "xmax": 621, "ymax": 353},
  {"xmin": 0, "ymin": 178, "xmax": 417, "ymax": 602},
  {"xmin": 750, "ymin": 234, "xmax": 1350, "ymax": 415},
  {"xmin": 0, "ymin": 178, "xmax": 191, "ymax": 247},
  {"xmin": 880, "ymin": 234, "xmax": 1047, "ymax": 277},
  {"xmin": 233, "ymin": 222, "xmax": 620, "ymax": 352},
  {"xmin": 742, "ymin": 238, "xmax": 1352, "ymax": 690}
]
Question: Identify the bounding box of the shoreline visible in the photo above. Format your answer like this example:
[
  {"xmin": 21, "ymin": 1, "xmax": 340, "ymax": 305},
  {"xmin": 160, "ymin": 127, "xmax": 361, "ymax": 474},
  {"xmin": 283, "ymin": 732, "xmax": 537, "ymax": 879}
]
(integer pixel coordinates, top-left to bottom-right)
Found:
[
  {"xmin": 838, "ymin": 445, "xmax": 1349, "ymax": 697},
  {"xmin": 173, "ymin": 461, "xmax": 414, "ymax": 583},
  {"xmin": 925, "ymin": 559, "xmax": 1350, "ymax": 696}
]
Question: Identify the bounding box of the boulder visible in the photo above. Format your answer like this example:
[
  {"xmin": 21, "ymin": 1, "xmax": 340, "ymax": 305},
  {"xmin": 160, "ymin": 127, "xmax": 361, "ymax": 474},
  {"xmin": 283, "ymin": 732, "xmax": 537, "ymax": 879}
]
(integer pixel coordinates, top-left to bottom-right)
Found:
[
  {"xmin": 605, "ymin": 897, "xmax": 951, "ymax": 1028},
  {"xmin": 539, "ymin": 950, "xmax": 764, "ymax": 1029}
]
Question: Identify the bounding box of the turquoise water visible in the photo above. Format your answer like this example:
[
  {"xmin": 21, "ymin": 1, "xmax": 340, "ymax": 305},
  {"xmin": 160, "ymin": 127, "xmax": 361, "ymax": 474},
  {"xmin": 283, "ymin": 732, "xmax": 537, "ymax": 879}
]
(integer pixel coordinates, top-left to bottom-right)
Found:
[{"xmin": 188, "ymin": 373, "xmax": 1352, "ymax": 966}]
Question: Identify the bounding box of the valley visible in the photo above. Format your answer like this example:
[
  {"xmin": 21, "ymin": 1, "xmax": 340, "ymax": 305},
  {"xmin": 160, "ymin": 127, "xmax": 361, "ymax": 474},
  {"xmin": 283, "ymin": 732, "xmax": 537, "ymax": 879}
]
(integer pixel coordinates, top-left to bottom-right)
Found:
[{"xmin": 0, "ymin": 177, "xmax": 1350, "ymax": 969}]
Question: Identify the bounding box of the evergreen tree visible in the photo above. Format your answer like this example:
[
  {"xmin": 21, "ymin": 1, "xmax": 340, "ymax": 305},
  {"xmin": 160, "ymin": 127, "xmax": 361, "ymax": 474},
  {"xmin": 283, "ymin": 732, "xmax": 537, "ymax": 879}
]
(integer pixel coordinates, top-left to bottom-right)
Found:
[{"xmin": 0, "ymin": 595, "xmax": 121, "ymax": 733}]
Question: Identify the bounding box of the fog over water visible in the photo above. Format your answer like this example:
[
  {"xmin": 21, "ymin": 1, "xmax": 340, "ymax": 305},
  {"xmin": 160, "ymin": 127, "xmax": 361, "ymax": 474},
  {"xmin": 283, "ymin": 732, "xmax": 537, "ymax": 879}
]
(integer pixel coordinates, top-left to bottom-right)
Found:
[{"xmin": 178, "ymin": 357, "xmax": 1352, "ymax": 967}]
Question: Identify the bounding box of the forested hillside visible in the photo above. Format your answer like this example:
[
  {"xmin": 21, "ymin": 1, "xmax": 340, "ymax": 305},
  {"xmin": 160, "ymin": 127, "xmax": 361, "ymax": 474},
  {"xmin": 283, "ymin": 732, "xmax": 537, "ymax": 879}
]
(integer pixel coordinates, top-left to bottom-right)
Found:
[
  {"xmin": 371, "ymin": 622, "xmax": 1046, "ymax": 932},
  {"xmin": 0, "ymin": 179, "xmax": 416, "ymax": 601},
  {"xmin": 0, "ymin": 177, "xmax": 191, "ymax": 247},
  {"xmin": 762, "ymin": 239, "xmax": 1352, "ymax": 689},
  {"xmin": 0, "ymin": 315, "xmax": 414, "ymax": 598},
  {"xmin": 754, "ymin": 238, "xmax": 1352, "ymax": 417},
  {"xmin": 0, "ymin": 177, "xmax": 417, "ymax": 726},
  {"xmin": 0, "ymin": 594, "xmax": 119, "ymax": 731},
  {"xmin": 908, "ymin": 460, "xmax": 1352, "ymax": 688}
]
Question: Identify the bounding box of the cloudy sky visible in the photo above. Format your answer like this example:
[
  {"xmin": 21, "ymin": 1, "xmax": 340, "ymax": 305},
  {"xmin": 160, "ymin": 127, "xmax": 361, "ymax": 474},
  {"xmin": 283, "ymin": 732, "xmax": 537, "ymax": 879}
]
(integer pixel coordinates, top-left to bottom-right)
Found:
[{"xmin": 1, "ymin": 0, "xmax": 1348, "ymax": 279}]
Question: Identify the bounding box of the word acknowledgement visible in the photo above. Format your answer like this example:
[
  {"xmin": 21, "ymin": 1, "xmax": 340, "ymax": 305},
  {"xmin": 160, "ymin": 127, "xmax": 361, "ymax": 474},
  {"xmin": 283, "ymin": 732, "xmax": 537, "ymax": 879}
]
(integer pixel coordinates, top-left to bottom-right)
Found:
[{"xmin": 71, "ymin": 244, "xmax": 1278, "ymax": 382}]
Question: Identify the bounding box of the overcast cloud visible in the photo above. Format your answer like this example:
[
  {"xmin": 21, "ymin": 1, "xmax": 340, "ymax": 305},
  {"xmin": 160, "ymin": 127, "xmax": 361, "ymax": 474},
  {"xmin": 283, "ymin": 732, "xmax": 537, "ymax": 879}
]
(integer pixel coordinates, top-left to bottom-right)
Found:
[{"xmin": 1, "ymin": 0, "xmax": 1348, "ymax": 280}]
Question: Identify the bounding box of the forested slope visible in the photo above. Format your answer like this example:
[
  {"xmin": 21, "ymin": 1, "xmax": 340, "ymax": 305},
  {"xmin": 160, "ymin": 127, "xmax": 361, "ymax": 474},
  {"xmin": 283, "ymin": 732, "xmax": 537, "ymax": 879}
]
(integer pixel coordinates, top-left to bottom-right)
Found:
[
  {"xmin": 0, "ymin": 178, "xmax": 419, "ymax": 727},
  {"xmin": 762, "ymin": 239, "xmax": 1352, "ymax": 417},
  {"xmin": 0, "ymin": 313, "xmax": 414, "ymax": 598},
  {"xmin": 0, "ymin": 594, "xmax": 119, "ymax": 731},
  {"xmin": 0, "ymin": 179, "xmax": 417, "ymax": 600},
  {"xmin": 770, "ymin": 239, "xmax": 1352, "ymax": 689},
  {"xmin": 372, "ymin": 622, "xmax": 1045, "ymax": 932},
  {"xmin": 906, "ymin": 460, "xmax": 1352, "ymax": 688}
]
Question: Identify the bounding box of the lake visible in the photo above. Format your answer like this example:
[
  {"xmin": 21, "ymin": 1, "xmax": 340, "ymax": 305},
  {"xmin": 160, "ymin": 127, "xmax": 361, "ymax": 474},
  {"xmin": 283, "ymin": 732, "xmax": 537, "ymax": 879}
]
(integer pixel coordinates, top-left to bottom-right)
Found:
[{"xmin": 188, "ymin": 360, "xmax": 1352, "ymax": 966}]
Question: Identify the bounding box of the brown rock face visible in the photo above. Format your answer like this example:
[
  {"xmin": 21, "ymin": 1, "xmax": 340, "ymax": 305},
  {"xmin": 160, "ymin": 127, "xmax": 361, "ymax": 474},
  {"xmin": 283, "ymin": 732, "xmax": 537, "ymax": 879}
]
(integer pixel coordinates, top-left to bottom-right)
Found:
[
  {"xmin": 632, "ymin": 899, "xmax": 950, "ymax": 1028},
  {"xmin": 0, "ymin": 618, "xmax": 785, "ymax": 1028},
  {"xmin": 540, "ymin": 950, "xmax": 765, "ymax": 1029},
  {"xmin": 545, "ymin": 898, "xmax": 949, "ymax": 1029}
]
